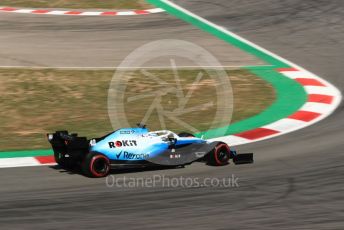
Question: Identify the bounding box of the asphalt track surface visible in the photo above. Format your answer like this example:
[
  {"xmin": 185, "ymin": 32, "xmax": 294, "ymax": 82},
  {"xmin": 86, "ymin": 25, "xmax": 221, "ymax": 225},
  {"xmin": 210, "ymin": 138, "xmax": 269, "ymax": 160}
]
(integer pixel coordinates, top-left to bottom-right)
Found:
[
  {"xmin": 0, "ymin": 0, "xmax": 344, "ymax": 229},
  {"xmin": 0, "ymin": 12, "xmax": 263, "ymax": 67}
]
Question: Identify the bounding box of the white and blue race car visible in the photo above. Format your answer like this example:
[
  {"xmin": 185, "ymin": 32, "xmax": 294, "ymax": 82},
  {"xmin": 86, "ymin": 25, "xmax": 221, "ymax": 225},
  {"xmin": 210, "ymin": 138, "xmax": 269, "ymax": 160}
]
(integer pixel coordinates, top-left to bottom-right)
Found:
[{"xmin": 47, "ymin": 124, "xmax": 253, "ymax": 177}]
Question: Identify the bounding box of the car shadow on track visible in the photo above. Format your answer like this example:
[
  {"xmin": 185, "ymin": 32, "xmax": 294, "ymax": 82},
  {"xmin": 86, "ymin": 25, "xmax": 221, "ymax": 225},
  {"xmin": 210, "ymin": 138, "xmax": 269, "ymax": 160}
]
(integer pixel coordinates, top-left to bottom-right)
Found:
[{"xmin": 49, "ymin": 165, "xmax": 185, "ymax": 177}]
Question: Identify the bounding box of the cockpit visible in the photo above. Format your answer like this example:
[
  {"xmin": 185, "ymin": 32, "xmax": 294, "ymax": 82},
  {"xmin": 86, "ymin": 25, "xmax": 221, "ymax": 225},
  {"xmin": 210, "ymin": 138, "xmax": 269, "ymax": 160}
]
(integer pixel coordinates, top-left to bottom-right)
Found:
[{"xmin": 145, "ymin": 130, "xmax": 178, "ymax": 140}]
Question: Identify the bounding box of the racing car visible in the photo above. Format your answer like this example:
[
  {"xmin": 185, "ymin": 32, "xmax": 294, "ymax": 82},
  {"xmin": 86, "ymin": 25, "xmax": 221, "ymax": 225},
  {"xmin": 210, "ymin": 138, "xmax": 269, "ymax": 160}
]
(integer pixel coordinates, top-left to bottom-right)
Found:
[{"xmin": 47, "ymin": 124, "xmax": 253, "ymax": 177}]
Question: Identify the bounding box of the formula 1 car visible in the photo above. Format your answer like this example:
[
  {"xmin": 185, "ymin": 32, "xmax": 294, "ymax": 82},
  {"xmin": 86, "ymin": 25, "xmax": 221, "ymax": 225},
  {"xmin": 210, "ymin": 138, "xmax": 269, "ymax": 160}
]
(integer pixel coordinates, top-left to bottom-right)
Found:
[{"xmin": 47, "ymin": 124, "xmax": 253, "ymax": 177}]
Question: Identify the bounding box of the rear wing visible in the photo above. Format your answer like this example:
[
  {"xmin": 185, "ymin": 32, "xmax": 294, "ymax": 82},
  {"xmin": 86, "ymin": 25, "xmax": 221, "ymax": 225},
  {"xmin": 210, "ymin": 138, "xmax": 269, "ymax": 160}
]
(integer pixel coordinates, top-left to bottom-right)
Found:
[{"xmin": 47, "ymin": 131, "xmax": 89, "ymax": 160}]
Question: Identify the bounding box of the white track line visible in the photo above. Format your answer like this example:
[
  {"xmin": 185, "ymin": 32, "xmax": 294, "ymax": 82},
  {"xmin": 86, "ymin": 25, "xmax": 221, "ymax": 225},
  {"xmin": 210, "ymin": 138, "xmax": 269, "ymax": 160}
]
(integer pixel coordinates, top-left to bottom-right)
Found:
[{"xmin": 0, "ymin": 65, "xmax": 272, "ymax": 70}]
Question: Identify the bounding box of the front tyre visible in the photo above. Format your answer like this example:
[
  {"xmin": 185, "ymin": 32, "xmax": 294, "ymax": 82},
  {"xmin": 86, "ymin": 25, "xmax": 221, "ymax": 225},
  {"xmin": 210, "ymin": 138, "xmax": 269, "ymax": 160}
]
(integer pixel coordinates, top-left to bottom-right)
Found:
[
  {"xmin": 82, "ymin": 152, "xmax": 110, "ymax": 178},
  {"xmin": 207, "ymin": 143, "xmax": 231, "ymax": 166}
]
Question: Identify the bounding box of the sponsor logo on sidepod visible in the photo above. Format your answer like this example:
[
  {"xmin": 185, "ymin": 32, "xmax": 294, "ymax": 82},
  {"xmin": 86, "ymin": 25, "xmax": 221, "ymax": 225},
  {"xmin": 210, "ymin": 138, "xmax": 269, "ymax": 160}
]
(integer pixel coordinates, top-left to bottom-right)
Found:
[
  {"xmin": 108, "ymin": 140, "xmax": 137, "ymax": 148},
  {"xmin": 116, "ymin": 151, "xmax": 149, "ymax": 160}
]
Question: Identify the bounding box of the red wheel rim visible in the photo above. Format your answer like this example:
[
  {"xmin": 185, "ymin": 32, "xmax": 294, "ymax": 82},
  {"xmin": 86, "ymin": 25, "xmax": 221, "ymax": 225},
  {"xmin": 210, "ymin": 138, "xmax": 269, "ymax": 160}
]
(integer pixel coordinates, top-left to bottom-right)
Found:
[
  {"xmin": 90, "ymin": 155, "xmax": 110, "ymax": 177},
  {"xmin": 214, "ymin": 144, "xmax": 230, "ymax": 165}
]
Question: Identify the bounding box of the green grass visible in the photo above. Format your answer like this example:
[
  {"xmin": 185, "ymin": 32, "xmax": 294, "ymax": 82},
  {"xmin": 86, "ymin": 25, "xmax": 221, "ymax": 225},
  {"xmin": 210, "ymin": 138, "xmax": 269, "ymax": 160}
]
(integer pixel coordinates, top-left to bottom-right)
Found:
[
  {"xmin": 0, "ymin": 68, "xmax": 274, "ymax": 151},
  {"xmin": 0, "ymin": 0, "xmax": 151, "ymax": 9}
]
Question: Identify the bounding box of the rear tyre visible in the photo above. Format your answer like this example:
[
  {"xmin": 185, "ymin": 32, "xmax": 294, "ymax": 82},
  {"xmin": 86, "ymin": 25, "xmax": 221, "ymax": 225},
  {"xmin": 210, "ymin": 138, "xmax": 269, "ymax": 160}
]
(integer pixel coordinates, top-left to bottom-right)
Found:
[
  {"xmin": 207, "ymin": 143, "xmax": 231, "ymax": 166},
  {"xmin": 178, "ymin": 132, "xmax": 195, "ymax": 137},
  {"xmin": 82, "ymin": 152, "xmax": 110, "ymax": 178}
]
